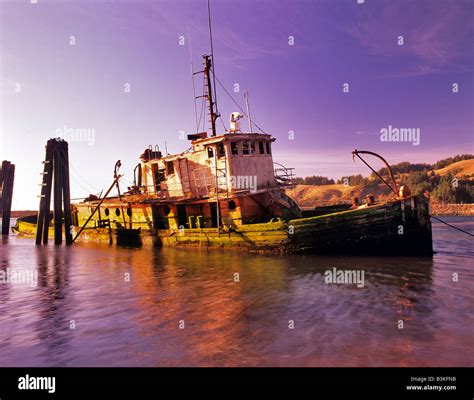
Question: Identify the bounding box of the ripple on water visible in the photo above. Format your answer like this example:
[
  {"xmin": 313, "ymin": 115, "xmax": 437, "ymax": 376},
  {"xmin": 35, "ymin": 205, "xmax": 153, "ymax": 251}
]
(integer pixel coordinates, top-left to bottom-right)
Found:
[{"xmin": 0, "ymin": 217, "xmax": 473, "ymax": 366}]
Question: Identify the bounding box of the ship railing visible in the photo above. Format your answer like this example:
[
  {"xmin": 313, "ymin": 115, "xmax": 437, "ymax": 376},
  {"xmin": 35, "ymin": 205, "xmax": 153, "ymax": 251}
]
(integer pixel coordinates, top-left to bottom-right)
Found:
[{"xmin": 274, "ymin": 162, "xmax": 295, "ymax": 187}]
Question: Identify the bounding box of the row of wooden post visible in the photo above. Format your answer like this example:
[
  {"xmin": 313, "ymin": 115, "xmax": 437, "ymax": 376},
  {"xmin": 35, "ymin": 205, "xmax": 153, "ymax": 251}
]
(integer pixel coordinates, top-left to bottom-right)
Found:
[
  {"xmin": 1, "ymin": 160, "xmax": 15, "ymax": 236},
  {"xmin": 36, "ymin": 139, "xmax": 73, "ymax": 245}
]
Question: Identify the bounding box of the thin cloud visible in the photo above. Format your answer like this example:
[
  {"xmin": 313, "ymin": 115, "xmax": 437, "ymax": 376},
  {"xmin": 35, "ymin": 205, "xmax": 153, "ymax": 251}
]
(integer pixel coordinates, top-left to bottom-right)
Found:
[{"xmin": 344, "ymin": 0, "xmax": 474, "ymax": 77}]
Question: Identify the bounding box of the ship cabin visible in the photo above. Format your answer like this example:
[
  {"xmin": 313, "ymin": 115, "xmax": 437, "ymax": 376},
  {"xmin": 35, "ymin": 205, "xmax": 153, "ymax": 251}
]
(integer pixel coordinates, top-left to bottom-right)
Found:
[{"xmin": 131, "ymin": 132, "xmax": 297, "ymax": 230}]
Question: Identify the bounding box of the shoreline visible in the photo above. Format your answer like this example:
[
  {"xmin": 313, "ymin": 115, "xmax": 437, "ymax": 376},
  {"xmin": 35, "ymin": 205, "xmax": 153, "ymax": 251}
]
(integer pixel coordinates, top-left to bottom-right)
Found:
[{"xmin": 430, "ymin": 203, "xmax": 474, "ymax": 217}]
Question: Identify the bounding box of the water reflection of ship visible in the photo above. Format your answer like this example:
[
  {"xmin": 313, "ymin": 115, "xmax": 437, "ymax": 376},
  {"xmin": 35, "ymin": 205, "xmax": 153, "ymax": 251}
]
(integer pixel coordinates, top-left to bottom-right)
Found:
[
  {"xmin": 119, "ymin": 248, "xmax": 291, "ymax": 365},
  {"xmin": 0, "ymin": 240, "xmax": 440, "ymax": 366},
  {"xmin": 120, "ymin": 248, "xmax": 436, "ymax": 365}
]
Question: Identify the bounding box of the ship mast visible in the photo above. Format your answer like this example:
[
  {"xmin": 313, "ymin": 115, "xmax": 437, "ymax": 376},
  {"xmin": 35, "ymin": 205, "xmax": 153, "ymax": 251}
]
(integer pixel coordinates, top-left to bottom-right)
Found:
[
  {"xmin": 192, "ymin": 54, "xmax": 220, "ymax": 137},
  {"xmin": 203, "ymin": 55, "xmax": 218, "ymax": 137}
]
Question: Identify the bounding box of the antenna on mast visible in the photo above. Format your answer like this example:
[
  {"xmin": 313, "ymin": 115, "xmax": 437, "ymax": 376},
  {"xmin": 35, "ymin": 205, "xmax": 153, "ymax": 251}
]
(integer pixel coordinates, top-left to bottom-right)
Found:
[
  {"xmin": 187, "ymin": 26, "xmax": 199, "ymax": 133},
  {"xmin": 244, "ymin": 91, "xmax": 253, "ymax": 133},
  {"xmin": 192, "ymin": 0, "xmax": 221, "ymax": 137},
  {"xmin": 207, "ymin": 0, "xmax": 219, "ymax": 113}
]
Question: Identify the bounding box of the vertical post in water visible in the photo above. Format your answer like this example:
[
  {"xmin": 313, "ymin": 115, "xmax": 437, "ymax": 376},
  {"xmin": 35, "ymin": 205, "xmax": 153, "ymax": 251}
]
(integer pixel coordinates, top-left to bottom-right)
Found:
[
  {"xmin": 36, "ymin": 138, "xmax": 72, "ymax": 245},
  {"xmin": 36, "ymin": 140, "xmax": 54, "ymax": 244},
  {"xmin": 1, "ymin": 161, "xmax": 15, "ymax": 236},
  {"xmin": 42, "ymin": 142, "xmax": 54, "ymax": 244},
  {"xmin": 61, "ymin": 141, "xmax": 73, "ymax": 245},
  {"xmin": 53, "ymin": 140, "xmax": 63, "ymax": 245}
]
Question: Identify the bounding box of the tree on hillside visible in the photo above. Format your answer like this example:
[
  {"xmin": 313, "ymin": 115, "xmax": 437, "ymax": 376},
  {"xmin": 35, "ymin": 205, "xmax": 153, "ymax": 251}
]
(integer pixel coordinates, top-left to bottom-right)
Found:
[
  {"xmin": 291, "ymin": 177, "xmax": 304, "ymax": 184},
  {"xmin": 371, "ymin": 155, "xmax": 474, "ymax": 179},
  {"xmin": 291, "ymin": 175, "xmax": 335, "ymax": 185},
  {"xmin": 400, "ymin": 171, "xmax": 433, "ymax": 195},
  {"xmin": 433, "ymin": 154, "xmax": 474, "ymax": 170},
  {"xmin": 432, "ymin": 175, "xmax": 456, "ymax": 203},
  {"xmin": 373, "ymin": 162, "xmax": 431, "ymax": 178},
  {"xmin": 336, "ymin": 174, "xmax": 369, "ymax": 186},
  {"xmin": 454, "ymin": 182, "xmax": 474, "ymax": 203},
  {"xmin": 303, "ymin": 175, "xmax": 335, "ymax": 185}
]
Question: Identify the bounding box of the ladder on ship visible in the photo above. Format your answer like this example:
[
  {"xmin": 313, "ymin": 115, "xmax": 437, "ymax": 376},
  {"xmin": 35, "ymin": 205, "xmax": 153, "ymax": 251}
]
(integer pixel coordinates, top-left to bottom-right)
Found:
[{"xmin": 214, "ymin": 145, "xmax": 230, "ymax": 237}]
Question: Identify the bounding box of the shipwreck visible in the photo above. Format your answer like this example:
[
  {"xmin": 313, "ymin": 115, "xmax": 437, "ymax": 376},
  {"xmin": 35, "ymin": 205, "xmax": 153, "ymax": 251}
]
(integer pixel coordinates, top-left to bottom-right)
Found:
[{"xmin": 13, "ymin": 52, "xmax": 433, "ymax": 255}]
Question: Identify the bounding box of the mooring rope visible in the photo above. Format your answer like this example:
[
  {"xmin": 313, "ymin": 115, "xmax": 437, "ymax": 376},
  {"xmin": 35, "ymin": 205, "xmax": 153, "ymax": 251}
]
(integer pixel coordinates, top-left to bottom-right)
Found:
[{"xmin": 428, "ymin": 214, "xmax": 473, "ymax": 237}]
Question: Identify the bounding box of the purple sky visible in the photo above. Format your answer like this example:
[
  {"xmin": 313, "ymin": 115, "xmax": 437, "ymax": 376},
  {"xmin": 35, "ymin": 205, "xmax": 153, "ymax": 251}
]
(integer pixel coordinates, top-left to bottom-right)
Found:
[{"xmin": 1, "ymin": 0, "xmax": 473, "ymax": 210}]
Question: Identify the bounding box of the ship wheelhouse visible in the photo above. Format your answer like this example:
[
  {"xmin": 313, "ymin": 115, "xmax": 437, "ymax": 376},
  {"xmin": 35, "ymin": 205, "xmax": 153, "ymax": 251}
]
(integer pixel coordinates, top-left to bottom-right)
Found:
[{"xmin": 133, "ymin": 132, "xmax": 298, "ymax": 231}]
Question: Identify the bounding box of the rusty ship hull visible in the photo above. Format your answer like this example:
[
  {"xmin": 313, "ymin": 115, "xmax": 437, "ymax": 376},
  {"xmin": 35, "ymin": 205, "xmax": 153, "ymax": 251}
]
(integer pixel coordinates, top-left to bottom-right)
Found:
[{"xmin": 13, "ymin": 194, "xmax": 433, "ymax": 255}]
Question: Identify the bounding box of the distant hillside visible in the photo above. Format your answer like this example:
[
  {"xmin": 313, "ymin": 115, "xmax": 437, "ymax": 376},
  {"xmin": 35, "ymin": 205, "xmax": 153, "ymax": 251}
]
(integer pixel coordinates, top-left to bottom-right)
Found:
[
  {"xmin": 434, "ymin": 159, "xmax": 474, "ymax": 178},
  {"xmin": 286, "ymin": 183, "xmax": 392, "ymax": 208},
  {"xmin": 287, "ymin": 157, "xmax": 474, "ymax": 211}
]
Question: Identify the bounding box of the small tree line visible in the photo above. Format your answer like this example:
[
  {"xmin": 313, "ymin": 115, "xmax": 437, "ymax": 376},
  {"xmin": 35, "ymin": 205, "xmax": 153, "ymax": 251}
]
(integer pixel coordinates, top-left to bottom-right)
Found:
[
  {"xmin": 291, "ymin": 175, "xmax": 335, "ymax": 185},
  {"xmin": 372, "ymin": 154, "xmax": 473, "ymax": 178}
]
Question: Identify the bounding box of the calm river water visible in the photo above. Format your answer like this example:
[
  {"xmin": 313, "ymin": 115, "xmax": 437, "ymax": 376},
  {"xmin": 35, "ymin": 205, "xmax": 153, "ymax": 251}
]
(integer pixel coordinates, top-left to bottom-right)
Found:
[{"xmin": 0, "ymin": 217, "xmax": 473, "ymax": 367}]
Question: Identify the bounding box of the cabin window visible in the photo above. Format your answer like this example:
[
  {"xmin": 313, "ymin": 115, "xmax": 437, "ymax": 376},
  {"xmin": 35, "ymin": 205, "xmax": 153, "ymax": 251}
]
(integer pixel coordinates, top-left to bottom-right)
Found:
[
  {"xmin": 258, "ymin": 141, "xmax": 264, "ymax": 154},
  {"xmin": 166, "ymin": 161, "xmax": 174, "ymax": 175},
  {"xmin": 231, "ymin": 142, "xmax": 239, "ymax": 155},
  {"xmin": 104, "ymin": 208, "xmax": 110, "ymax": 216},
  {"xmin": 228, "ymin": 200, "xmax": 236, "ymax": 210},
  {"xmin": 242, "ymin": 141, "xmax": 250, "ymax": 155},
  {"xmin": 266, "ymin": 142, "xmax": 271, "ymax": 154},
  {"xmin": 207, "ymin": 146, "xmax": 214, "ymax": 158},
  {"xmin": 250, "ymin": 141, "xmax": 256, "ymax": 155},
  {"xmin": 218, "ymin": 142, "xmax": 225, "ymax": 158},
  {"xmin": 126, "ymin": 207, "xmax": 132, "ymax": 217},
  {"xmin": 115, "ymin": 208, "xmax": 121, "ymax": 216}
]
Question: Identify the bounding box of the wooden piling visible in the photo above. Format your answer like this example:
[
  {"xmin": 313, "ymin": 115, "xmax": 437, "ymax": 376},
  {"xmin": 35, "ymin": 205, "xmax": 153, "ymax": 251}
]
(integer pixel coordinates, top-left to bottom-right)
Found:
[
  {"xmin": 36, "ymin": 138, "xmax": 73, "ymax": 245},
  {"xmin": 53, "ymin": 141, "xmax": 63, "ymax": 245},
  {"xmin": 61, "ymin": 141, "xmax": 73, "ymax": 245},
  {"xmin": 36, "ymin": 140, "xmax": 54, "ymax": 245},
  {"xmin": 1, "ymin": 160, "xmax": 15, "ymax": 236},
  {"xmin": 42, "ymin": 142, "xmax": 54, "ymax": 244}
]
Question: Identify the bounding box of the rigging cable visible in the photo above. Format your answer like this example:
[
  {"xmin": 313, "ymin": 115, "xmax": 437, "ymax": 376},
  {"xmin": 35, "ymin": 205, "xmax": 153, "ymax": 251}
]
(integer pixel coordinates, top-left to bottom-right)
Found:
[
  {"xmin": 55, "ymin": 147, "xmax": 100, "ymax": 197},
  {"xmin": 56, "ymin": 147, "xmax": 122, "ymax": 202}
]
